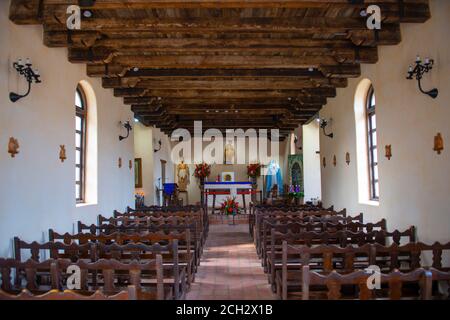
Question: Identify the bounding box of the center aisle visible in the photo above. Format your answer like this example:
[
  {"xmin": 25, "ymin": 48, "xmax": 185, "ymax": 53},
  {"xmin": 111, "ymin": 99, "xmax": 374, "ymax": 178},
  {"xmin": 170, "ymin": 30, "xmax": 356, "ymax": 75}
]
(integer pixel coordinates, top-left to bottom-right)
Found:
[{"xmin": 186, "ymin": 223, "xmax": 276, "ymax": 300}]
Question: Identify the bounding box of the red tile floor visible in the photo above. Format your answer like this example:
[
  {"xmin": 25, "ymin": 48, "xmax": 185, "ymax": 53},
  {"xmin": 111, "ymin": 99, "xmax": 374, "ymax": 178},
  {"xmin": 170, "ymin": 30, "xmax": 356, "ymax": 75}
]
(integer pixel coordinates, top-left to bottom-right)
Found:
[{"xmin": 186, "ymin": 223, "xmax": 276, "ymax": 300}]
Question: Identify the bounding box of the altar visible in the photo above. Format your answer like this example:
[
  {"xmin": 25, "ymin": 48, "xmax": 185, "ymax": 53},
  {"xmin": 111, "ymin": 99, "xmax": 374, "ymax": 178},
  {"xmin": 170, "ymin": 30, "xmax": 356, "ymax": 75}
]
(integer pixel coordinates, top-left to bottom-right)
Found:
[{"xmin": 203, "ymin": 181, "xmax": 253, "ymax": 214}]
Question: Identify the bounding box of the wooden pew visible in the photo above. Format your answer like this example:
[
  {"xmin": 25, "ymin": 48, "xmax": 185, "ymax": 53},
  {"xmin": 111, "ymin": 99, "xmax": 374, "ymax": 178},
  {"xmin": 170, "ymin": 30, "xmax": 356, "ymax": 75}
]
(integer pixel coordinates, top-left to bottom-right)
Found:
[
  {"xmin": 48, "ymin": 230, "xmax": 196, "ymax": 286},
  {"xmin": 114, "ymin": 209, "xmax": 209, "ymax": 246},
  {"xmin": 301, "ymin": 266, "xmax": 430, "ymax": 300},
  {"xmin": 127, "ymin": 205, "xmax": 202, "ymax": 213},
  {"xmin": 259, "ymin": 219, "xmax": 387, "ymax": 269},
  {"xmin": 277, "ymin": 241, "xmax": 450, "ymax": 299},
  {"xmin": 96, "ymin": 241, "xmax": 187, "ymax": 299},
  {"xmin": 76, "ymin": 222, "xmax": 202, "ymax": 268},
  {"xmin": 99, "ymin": 213, "xmax": 206, "ymax": 248},
  {"xmin": 0, "ymin": 285, "xmax": 138, "ymax": 300},
  {"xmin": 13, "ymin": 238, "xmax": 95, "ymax": 287},
  {"xmin": 99, "ymin": 214, "xmax": 199, "ymax": 227},
  {"xmin": 253, "ymin": 209, "xmax": 351, "ymax": 248},
  {"xmin": 254, "ymin": 209, "xmax": 347, "ymax": 250},
  {"xmin": 249, "ymin": 203, "xmax": 327, "ymax": 235},
  {"xmin": 0, "ymin": 257, "xmax": 166, "ymax": 300},
  {"xmin": 266, "ymin": 227, "xmax": 416, "ymax": 287},
  {"xmin": 14, "ymin": 237, "xmax": 95, "ymax": 262}
]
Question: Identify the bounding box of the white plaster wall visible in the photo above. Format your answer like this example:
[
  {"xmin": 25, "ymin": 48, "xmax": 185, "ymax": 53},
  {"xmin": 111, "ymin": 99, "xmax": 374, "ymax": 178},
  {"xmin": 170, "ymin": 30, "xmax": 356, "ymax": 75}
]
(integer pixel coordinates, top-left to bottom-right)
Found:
[
  {"xmin": 136, "ymin": 132, "xmax": 291, "ymax": 205},
  {"xmin": 319, "ymin": 0, "xmax": 450, "ymax": 243},
  {"xmin": 0, "ymin": 1, "xmax": 134, "ymax": 257},
  {"xmin": 134, "ymin": 122, "xmax": 154, "ymax": 206},
  {"xmin": 303, "ymin": 121, "xmax": 322, "ymax": 202},
  {"xmin": 134, "ymin": 124, "xmax": 175, "ymax": 206}
]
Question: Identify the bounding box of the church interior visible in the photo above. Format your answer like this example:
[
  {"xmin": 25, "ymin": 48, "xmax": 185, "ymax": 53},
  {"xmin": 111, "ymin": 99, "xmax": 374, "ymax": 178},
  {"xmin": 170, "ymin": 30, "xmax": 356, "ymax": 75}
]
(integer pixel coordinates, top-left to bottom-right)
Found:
[{"xmin": 0, "ymin": 0, "xmax": 449, "ymax": 303}]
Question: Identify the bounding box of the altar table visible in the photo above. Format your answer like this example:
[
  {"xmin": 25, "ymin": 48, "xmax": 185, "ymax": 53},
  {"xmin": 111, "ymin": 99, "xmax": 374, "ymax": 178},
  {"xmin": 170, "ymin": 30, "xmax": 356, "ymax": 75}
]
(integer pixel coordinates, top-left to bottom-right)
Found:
[{"xmin": 203, "ymin": 182, "xmax": 253, "ymax": 214}]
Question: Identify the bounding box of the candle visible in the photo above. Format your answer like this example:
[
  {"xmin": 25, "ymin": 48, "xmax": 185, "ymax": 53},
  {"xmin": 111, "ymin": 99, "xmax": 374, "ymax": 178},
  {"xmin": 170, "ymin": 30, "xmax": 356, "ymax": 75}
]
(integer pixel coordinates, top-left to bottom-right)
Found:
[
  {"xmin": 34, "ymin": 69, "xmax": 39, "ymax": 75},
  {"xmin": 416, "ymin": 55, "xmax": 421, "ymax": 63},
  {"xmin": 408, "ymin": 66, "xmax": 413, "ymax": 72},
  {"xmin": 26, "ymin": 58, "xmax": 31, "ymax": 65},
  {"xmin": 425, "ymin": 58, "xmax": 430, "ymax": 64},
  {"xmin": 17, "ymin": 58, "xmax": 23, "ymax": 66}
]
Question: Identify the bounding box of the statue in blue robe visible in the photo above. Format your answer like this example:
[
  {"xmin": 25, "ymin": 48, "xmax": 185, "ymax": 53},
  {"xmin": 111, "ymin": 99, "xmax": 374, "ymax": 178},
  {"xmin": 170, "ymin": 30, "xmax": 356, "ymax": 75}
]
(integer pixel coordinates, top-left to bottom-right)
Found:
[{"xmin": 265, "ymin": 160, "xmax": 283, "ymax": 197}]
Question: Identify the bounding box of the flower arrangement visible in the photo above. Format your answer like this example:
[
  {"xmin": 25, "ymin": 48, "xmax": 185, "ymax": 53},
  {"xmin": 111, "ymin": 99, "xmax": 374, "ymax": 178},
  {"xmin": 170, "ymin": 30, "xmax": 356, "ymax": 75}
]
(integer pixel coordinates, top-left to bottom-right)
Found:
[
  {"xmin": 135, "ymin": 191, "xmax": 145, "ymax": 208},
  {"xmin": 288, "ymin": 185, "xmax": 304, "ymax": 198},
  {"xmin": 247, "ymin": 163, "xmax": 261, "ymax": 178},
  {"xmin": 193, "ymin": 162, "xmax": 211, "ymax": 179},
  {"xmin": 220, "ymin": 197, "xmax": 239, "ymax": 216}
]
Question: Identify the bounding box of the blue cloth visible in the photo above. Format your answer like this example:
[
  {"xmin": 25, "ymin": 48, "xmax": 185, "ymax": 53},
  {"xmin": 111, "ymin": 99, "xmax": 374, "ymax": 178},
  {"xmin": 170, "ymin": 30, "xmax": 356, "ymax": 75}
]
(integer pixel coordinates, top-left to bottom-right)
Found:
[
  {"xmin": 265, "ymin": 160, "xmax": 283, "ymax": 197},
  {"xmin": 163, "ymin": 183, "xmax": 177, "ymax": 196}
]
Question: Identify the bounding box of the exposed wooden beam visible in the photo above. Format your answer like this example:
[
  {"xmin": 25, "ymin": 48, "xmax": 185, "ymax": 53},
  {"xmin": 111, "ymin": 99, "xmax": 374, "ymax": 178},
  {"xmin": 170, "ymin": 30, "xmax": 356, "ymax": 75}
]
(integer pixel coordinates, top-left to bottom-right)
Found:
[
  {"xmin": 8, "ymin": 0, "xmax": 430, "ymax": 131},
  {"xmin": 46, "ymin": 16, "xmax": 391, "ymax": 33},
  {"xmin": 44, "ymin": 29, "xmax": 400, "ymax": 49},
  {"xmin": 113, "ymin": 88, "xmax": 336, "ymax": 99},
  {"xmin": 69, "ymin": 46, "xmax": 378, "ymax": 65},
  {"xmin": 123, "ymin": 96, "xmax": 327, "ymax": 105},
  {"xmin": 102, "ymin": 78, "xmax": 348, "ymax": 90},
  {"xmin": 39, "ymin": 0, "xmax": 430, "ymax": 20},
  {"xmin": 85, "ymin": 55, "xmax": 363, "ymax": 69},
  {"xmin": 86, "ymin": 64, "xmax": 361, "ymax": 78},
  {"xmin": 9, "ymin": 0, "xmax": 43, "ymax": 24}
]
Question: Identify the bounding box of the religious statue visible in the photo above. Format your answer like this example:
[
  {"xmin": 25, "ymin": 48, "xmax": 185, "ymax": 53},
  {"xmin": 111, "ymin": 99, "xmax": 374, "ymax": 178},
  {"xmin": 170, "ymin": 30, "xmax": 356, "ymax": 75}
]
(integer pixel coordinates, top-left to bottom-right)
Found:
[
  {"xmin": 224, "ymin": 140, "xmax": 235, "ymax": 164},
  {"xmin": 177, "ymin": 159, "xmax": 190, "ymax": 191},
  {"xmin": 265, "ymin": 160, "xmax": 283, "ymax": 198}
]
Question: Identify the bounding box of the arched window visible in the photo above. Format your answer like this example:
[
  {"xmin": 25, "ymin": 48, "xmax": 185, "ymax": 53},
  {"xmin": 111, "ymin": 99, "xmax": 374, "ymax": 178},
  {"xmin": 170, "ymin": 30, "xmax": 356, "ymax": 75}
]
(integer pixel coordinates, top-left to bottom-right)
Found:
[
  {"xmin": 75, "ymin": 85, "xmax": 87, "ymax": 202},
  {"xmin": 354, "ymin": 79, "xmax": 379, "ymax": 205},
  {"xmin": 366, "ymin": 86, "xmax": 379, "ymax": 200}
]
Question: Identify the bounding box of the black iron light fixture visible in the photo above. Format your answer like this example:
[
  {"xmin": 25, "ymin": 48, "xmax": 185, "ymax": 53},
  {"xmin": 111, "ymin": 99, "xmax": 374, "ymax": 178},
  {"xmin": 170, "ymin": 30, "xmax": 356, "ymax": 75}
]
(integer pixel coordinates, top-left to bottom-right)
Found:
[
  {"xmin": 10, "ymin": 58, "xmax": 41, "ymax": 102},
  {"xmin": 319, "ymin": 118, "xmax": 334, "ymax": 139},
  {"xmin": 406, "ymin": 55, "xmax": 438, "ymax": 99},
  {"xmin": 153, "ymin": 138, "xmax": 162, "ymax": 153},
  {"xmin": 78, "ymin": 0, "xmax": 96, "ymax": 18},
  {"xmin": 119, "ymin": 121, "xmax": 132, "ymax": 141}
]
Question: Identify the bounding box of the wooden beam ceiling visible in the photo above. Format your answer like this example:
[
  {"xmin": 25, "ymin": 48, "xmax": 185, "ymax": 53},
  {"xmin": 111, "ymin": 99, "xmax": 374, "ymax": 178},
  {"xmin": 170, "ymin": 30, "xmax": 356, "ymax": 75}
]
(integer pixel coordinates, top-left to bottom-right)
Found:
[{"xmin": 9, "ymin": 0, "xmax": 431, "ymax": 135}]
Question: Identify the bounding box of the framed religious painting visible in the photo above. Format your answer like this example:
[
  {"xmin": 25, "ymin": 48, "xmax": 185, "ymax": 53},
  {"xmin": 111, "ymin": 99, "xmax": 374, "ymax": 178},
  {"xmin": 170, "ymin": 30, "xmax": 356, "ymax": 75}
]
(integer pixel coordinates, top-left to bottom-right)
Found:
[{"xmin": 134, "ymin": 158, "xmax": 143, "ymax": 188}]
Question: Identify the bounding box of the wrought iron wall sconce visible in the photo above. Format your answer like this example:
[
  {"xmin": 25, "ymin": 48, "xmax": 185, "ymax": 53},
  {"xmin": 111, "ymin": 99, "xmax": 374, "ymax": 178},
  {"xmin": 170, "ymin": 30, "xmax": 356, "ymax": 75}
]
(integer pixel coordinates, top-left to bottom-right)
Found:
[
  {"xmin": 79, "ymin": 0, "xmax": 96, "ymax": 13},
  {"xmin": 406, "ymin": 55, "xmax": 438, "ymax": 99},
  {"xmin": 319, "ymin": 118, "xmax": 334, "ymax": 138},
  {"xmin": 119, "ymin": 121, "xmax": 132, "ymax": 141},
  {"xmin": 154, "ymin": 138, "xmax": 162, "ymax": 153},
  {"xmin": 10, "ymin": 58, "xmax": 41, "ymax": 102},
  {"xmin": 293, "ymin": 134, "xmax": 303, "ymax": 151}
]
